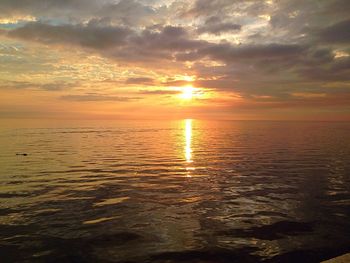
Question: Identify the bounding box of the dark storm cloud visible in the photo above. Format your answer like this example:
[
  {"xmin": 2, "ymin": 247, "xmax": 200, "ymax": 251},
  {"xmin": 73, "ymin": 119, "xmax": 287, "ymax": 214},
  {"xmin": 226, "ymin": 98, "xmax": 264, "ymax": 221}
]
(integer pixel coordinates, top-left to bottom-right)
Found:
[
  {"xmin": 105, "ymin": 25, "xmax": 208, "ymax": 64},
  {"xmin": 198, "ymin": 16, "xmax": 242, "ymax": 35},
  {"xmin": 5, "ymin": 22, "xmax": 205, "ymax": 59},
  {"xmin": 186, "ymin": 0, "xmax": 235, "ymax": 17},
  {"xmin": 61, "ymin": 94, "xmax": 141, "ymax": 102},
  {"xmin": 300, "ymin": 57, "xmax": 350, "ymax": 81},
  {"xmin": 201, "ymin": 43, "xmax": 307, "ymax": 61},
  {"xmin": 97, "ymin": 0, "xmax": 156, "ymax": 26},
  {"xmin": 0, "ymin": 0, "xmax": 100, "ymax": 19},
  {"xmin": 0, "ymin": 0, "xmax": 165, "ymax": 27},
  {"xmin": 185, "ymin": 0, "xmax": 274, "ymax": 21},
  {"xmin": 0, "ymin": 0, "xmax": 149, "ymax": 20},
  {"xmin": 7, "ymin": 21, "xmax": 131, "ymax": 49},
  {"xmin": 176, "ymin": 43, "xmax": 308, "ymax": 64},
  {"xmin": 267, "ymin": 0, "xmax": 350, "ymax": 42},
  {"xmin": 323, "ymin": 0, "xmax": 350, "ymax": 17},
  {"xmin": 317, "ymin": 19, "xmax": 350, "ymax": 44},
  {"xmin": 129, "ymin": 26, "xmax": 205, "ymax": 51}
]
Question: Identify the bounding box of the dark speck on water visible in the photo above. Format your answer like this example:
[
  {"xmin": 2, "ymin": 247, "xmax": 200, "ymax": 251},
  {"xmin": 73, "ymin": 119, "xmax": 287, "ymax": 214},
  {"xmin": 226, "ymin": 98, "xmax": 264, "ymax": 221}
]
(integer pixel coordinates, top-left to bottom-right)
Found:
[{"xmin": 1, "ymin": 120, "xmax": 350, "ymax": 262}]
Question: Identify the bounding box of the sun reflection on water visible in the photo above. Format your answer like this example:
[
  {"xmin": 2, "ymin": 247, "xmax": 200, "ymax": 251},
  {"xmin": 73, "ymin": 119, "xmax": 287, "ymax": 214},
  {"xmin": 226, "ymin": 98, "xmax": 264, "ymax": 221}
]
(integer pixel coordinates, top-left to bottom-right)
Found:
[
  {"xmin": 185, "ymin": 119, "xmax": 193, "ymax": 163},
  {"xmin": 184, "ymin": 119, "xmax": 195, "ymax": 177}
]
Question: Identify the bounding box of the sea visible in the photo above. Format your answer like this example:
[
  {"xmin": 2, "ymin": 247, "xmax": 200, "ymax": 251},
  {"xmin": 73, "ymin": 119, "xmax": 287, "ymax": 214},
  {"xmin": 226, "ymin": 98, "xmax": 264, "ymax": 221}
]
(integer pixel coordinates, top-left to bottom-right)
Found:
[{"xmin": 0, "ymin": 120, "xmax": 350, "ymax": 262}]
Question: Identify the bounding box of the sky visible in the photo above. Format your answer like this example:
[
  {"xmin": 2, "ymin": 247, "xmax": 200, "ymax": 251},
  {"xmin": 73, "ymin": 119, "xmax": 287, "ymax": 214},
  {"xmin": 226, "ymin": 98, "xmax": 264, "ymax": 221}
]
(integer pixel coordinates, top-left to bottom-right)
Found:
[{"xmin": 0, "ymin": 0, "xmax": 349, "ymax": 121}]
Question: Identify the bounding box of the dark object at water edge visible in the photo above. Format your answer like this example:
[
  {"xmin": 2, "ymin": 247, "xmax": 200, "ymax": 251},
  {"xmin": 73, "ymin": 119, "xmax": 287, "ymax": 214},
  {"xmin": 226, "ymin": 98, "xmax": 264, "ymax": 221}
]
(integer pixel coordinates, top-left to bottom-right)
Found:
[{"xmin": 16, "ymin": 153, "xmax": 28, "ymax": 156}]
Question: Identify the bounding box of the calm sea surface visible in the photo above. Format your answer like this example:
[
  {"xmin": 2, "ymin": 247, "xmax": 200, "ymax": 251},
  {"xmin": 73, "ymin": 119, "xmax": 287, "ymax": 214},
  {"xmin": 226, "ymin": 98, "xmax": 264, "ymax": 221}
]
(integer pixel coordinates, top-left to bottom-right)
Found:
[{"xmin": 0, "ymin": 120, "xmax": 350, "ymax": 262}]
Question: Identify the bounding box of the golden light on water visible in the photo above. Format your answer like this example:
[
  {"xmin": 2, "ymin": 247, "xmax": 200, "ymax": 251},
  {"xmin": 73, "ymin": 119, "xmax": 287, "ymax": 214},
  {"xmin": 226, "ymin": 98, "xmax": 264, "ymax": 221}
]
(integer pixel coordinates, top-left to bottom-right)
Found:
[{"xmin": 185, "ymin": 119, "xmax": 193, "ymax": 163}]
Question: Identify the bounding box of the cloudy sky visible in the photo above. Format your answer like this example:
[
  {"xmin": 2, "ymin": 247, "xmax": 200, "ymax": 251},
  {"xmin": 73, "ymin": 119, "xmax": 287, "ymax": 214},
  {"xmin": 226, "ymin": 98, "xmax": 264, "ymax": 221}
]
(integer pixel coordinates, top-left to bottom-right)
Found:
[{"xmin": 0, "ymin": 0, "xmax": 349, "ymax": 120}]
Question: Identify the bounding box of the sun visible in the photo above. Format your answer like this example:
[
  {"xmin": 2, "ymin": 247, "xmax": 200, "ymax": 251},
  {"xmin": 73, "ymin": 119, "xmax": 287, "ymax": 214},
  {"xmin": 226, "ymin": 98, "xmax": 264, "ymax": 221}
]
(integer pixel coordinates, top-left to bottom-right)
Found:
[
  {"xmin": 173, "ymin": 84, "xmax": 203, "ymax": 101},
  {"xmin": 181, "ymin": 85, "xmax": 194, "ymax": 100}
]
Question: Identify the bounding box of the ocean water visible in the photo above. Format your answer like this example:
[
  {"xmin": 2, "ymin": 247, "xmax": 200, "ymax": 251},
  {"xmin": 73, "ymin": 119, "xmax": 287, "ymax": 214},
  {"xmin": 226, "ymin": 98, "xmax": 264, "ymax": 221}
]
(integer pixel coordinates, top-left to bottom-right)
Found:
[{"xmin": 0, "ymin": 120, "xmax": 350, "ymax": 262}]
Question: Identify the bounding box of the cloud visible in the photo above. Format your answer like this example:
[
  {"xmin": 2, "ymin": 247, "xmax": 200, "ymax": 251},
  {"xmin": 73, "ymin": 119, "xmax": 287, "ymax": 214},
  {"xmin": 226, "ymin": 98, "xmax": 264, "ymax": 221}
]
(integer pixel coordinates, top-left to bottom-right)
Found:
[
  {"xmin": 130, "ymin": 25, "xmax": 205, "ymax": 51},
  {"xmin": 60, "ymin": 94, "xmax": 141, "ymax": 102},
  {"xmin": 197, "ymin": 16, "xmax": 242, "ymax": 35},
  {"xmin": 125, "ymin": 77, "xmax": 155, "ymax": 85},
  {"xmin": 176, "ymin": 43, "xmax": 308, "ymax": 64},
  {"xmin": 97, "ymin": 0, "xmax": 156, "ymax": 26},
  {"xmin": 1, "ymin": 0, "xmax": 350, "ymax": 119},
  {"xmin": 0, "ymin": 0, "xmax": 168, "ymax": 27},
  {"xmin": 0, "ymin": 0, "xmax": 100, "ymax": 21},
  {"xmin": 0, "ymin": 81, "xmax": 76, "ymax": 90},
  {"xmin": 7, "ymin": 21, "xmax": 132, "ymax": 49},
  {"xmin": 202, "ymin": 43, "xmax": 307, "ymax": 61},
  {"xmin": 138, "ymin": 89, "xmax": 181, "ymax": 95},
  {"xmin": 5, "ymin": 18, "xmax": 341, "ymax": 103},
  {"xmin": 300, "ymin": 59, "xmax": 350, "ymax": 81},
  {"xmin": 186, "ymin": 0, "xmax": 235, "ymax": 17},
  {"xmin": 317, "ymin": 19, "xmax": 350, "ymax": 44},
  {"xmin": 161, "ymin": 80, "xmax": 192, "ymax": 87},
  {"xmin": 4, "ymin": 22, "xmax": 207, "ymax": 65}
]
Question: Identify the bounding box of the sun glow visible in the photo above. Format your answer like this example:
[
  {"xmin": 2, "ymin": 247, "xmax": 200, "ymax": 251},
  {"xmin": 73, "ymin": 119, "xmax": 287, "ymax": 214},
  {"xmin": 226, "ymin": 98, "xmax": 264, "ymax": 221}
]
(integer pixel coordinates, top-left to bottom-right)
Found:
[{"xmin": 181, "ymin": 85, "xmax": 195, "ymax": 100}]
